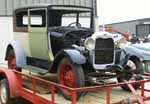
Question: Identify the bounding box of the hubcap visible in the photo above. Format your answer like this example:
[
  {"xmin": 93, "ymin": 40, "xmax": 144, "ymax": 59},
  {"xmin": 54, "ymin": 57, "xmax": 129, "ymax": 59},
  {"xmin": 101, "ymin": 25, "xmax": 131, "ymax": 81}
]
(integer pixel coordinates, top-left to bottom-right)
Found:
[
  {"xmin": 64, "ymin": 70, "xmax": 76, "ymax": 87},
  {"xmin": 59, "ymin": 64, "xmax": 77, "ymax": 95},
  {"xmin": 122, "ymin": 60, "xmax": 137, "ymax": 81},
  {"xmin": 126, "ymin": 60, "xmax": 136, "ymax": 71},
  {"xmin": 0, "ymin": 83, "xmax": 7, "ymax": 103}
]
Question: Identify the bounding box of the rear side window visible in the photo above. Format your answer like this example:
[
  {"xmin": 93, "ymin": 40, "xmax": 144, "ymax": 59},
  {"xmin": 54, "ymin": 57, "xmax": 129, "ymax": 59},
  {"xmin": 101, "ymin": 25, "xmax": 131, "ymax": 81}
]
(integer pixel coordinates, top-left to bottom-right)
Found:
[
  {"xmin": 13, "ymin": 10, "xmax": 28, "ymax": 32},
  {"xmin": 16, "ymin": 11, "xmax": 28, "ymax": 27},
  {"xmin": 29, "ymin": 10, "xmax": 46, "ymax": 27}
]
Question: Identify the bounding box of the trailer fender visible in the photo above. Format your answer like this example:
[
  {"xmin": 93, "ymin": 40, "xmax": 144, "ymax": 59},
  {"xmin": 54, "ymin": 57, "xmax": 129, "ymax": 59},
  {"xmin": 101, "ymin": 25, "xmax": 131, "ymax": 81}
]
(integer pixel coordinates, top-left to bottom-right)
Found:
[
  {"xmin": 5, "ymin": 40, "xmax": 26, "ymax": 67},
  {"xmin": 0, "ymin": 68, "xmax": 20, "ymax": 98}
]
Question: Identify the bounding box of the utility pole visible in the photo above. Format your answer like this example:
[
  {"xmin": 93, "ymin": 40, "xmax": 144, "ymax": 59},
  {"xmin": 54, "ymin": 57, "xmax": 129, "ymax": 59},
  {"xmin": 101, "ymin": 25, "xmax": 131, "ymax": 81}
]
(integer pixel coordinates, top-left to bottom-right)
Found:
[{"xmin": 92, "ymin": 0, "xmax": 98, "ymax": 31}]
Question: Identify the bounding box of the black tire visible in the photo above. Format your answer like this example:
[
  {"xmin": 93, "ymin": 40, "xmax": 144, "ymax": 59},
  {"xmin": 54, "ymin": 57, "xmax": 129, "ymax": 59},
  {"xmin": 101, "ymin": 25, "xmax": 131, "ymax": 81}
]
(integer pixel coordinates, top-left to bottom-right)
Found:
[
  {"xmin": 117, "ymin": 59, "xmax": 144, "ymax": 91},
  {"xmin": 57, "ymin": 57, "xmax": 85, "ymax": 100},
  {"xmin": 0, "ymin": 79, "xmax": 14, "ymax": 104},
  {"xmin": 7, "ymin": 49, "xmax": 22, "ymax": 72}
]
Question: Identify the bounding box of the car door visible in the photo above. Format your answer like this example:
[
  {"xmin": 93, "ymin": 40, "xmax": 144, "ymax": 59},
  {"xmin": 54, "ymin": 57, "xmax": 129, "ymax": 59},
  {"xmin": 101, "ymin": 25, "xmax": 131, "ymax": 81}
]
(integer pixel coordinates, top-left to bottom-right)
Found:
[{"xmin": 28, "ymin": 8, "xmax": 50, "ymax": 60}]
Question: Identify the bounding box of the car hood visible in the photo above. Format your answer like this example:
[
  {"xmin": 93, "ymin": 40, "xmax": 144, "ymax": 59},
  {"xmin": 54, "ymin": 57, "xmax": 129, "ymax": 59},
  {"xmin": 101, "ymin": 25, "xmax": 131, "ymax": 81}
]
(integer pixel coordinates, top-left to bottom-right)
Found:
[{"xmin": 130, "ymin": 43, "xmax": 150, "ymax": 51}]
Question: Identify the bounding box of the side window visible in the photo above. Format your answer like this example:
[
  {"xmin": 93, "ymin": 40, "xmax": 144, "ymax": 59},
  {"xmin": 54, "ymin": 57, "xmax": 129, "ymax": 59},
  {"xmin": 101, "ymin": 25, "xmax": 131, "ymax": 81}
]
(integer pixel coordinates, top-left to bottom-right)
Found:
[
  {"xmin": 61, "ymin": 12, "xmax": 91, "ymax": 28},
  {"xmin": 22, "ymin": 15, "xmax": 28, "ymax": 25},
  {"xmin": 29, "ymin": 10, "xmax": 46, "ymax": 27},
  {"xmin": 14, "ymin": 11, "xmax": 28, "ymax": 32}
]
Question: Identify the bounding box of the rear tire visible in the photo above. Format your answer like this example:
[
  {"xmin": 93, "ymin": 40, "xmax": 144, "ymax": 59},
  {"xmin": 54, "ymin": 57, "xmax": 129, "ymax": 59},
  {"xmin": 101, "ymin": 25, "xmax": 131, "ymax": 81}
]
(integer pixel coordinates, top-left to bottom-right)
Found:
[
  {"xmin": 0, "ymin": 79, "xmax": 14, "ymax": 104},
  {"xmin": 57, "ymin": 57, "xmax": 85, "ymax": 100},
  {"xmin": 117, "ymin": 59, "xmax": 144, "ymax": 91},
  {"xmin": 7, "ymin": 49, "xmax": 21, "ymax": 71}
]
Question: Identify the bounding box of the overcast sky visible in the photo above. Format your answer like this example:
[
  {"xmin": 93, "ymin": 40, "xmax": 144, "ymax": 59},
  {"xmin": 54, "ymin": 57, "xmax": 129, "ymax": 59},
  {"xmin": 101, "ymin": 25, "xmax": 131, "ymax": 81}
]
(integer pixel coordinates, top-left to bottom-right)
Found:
[{"xmin": 97, "ymin": 0, "xmax": 150, "ymax": 25}]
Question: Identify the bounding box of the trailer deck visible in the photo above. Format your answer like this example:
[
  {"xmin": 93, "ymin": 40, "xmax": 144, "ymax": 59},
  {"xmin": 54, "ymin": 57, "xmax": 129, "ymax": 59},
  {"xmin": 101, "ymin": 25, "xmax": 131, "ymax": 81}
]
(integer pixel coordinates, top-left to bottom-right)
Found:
[
  {"xmin": 0, "ymin": 65, "xmax": 150, "ymax": 104},
  {"xmin": 21, "ymin": 70, "xmax": 150, "ymax": 104}
]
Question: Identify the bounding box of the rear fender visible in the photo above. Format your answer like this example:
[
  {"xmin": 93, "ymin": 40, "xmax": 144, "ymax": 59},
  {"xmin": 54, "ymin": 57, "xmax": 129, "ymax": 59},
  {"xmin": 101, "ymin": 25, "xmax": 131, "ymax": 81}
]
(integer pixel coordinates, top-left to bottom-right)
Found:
[
  {"xmin": 0, "ymin": 68, "xmax": 20, "ymax": 98},
  {"xmin": 5, "ymin": 41, "xmax": 26, "ymax": 67}
]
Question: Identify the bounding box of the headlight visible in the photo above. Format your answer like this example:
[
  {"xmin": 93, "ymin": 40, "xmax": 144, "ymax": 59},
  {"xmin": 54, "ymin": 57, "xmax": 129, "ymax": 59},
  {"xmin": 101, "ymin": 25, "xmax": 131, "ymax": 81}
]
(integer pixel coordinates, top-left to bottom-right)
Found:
[
  {"xmin": 84, "ymin": 37, "xmax": 95, "ymax": 50},
  {"xmin": 118, "ymin": 37, "xmax": 128, "ymax": 48}
]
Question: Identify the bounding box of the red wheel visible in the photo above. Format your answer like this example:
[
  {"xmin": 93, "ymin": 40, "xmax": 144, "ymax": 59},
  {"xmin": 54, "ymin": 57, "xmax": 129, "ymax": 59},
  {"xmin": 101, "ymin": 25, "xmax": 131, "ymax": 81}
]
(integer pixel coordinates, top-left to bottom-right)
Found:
[
  {"xmin": 58, "ymin": 57, "xmax": 85, "ymax": 99},
  {"xmin": 7, "ymin": 50, "xmax": 21, "ymax": 71}
]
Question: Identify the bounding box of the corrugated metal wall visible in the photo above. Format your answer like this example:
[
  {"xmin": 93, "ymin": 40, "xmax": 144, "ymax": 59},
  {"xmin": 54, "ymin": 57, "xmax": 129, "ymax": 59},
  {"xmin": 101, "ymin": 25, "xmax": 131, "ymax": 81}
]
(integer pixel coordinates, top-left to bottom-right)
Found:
[
  {"xmin": 0, "ymin": 0, "xmax": 94, "ymax": 16},
  {"xmin": 105, "ymin": 18, "xmax": 150, "ymax": 37},
  {"xmin": 106, "ymin": 21, "xmax": 139, "ymax": 35}
]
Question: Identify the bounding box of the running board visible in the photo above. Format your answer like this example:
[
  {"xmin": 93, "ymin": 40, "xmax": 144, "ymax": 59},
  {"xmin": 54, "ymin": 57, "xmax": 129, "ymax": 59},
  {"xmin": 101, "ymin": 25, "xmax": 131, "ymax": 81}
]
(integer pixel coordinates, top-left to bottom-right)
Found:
[{"xmin": 23, "ymin": 65, "xmax": 49, "ymax": 75}]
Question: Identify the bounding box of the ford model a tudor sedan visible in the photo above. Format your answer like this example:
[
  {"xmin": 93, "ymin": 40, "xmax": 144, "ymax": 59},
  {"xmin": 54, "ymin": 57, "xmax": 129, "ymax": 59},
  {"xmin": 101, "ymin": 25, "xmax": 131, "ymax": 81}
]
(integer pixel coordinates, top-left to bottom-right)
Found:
[{"xmin": 5, "ymin": 4, "xmax": 144, "ymax": 99}]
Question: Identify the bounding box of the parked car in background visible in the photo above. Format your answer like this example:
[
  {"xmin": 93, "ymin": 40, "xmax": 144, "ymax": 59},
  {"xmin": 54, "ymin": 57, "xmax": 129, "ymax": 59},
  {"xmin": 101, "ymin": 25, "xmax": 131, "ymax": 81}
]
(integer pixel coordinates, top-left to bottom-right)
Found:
[
  {"xmin": 113, "ymin": 33, "xmax": 150, "ymax": 74},
  {"xmin": 109, "ymin": 33, "xmax": 144, "ymax": 90},
  {"xmin": 4, "ymin": 4, "xmax": 144, "ymax": 100},
  {"xmin": 124, "ymin": 43, "xmax": 150, "ymax": 73}
]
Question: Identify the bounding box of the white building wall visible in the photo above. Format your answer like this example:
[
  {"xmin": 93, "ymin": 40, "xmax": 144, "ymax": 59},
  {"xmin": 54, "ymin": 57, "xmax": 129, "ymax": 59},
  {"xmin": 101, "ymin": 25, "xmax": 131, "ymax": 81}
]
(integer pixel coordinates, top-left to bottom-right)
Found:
[{"xmin": 0, "ymin": 17, "xmax": 13, "ymax": 64}]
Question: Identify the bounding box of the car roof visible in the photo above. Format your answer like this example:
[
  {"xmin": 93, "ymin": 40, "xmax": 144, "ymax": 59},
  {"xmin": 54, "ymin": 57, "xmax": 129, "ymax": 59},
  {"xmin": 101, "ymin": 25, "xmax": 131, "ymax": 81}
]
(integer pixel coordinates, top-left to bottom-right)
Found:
[{"xmin": 14, "ymin": 4, "xmax": 92, "ymax": 13}]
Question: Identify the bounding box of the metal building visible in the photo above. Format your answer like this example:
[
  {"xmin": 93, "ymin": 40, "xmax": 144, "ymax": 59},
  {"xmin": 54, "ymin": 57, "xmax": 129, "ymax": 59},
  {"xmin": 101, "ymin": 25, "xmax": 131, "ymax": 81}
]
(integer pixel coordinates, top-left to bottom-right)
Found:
[
  {"xmin": 105, "ymin": 18, "xmax": 150, "ymax": 38},
  {"xmin": 0, "ymin": 0, "xmax": 97, "ymax": 16}
]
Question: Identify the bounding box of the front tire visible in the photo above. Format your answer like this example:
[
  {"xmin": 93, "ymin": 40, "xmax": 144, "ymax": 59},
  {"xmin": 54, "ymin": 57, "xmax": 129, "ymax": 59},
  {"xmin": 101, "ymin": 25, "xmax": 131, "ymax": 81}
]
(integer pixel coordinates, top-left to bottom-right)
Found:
[
  {"xmin": 57, "ymin": 57, "xmax": 85, "ymax": 100},
  {"xmin": 117, "ymin": 59, "xmax": 143, "ymax": 91}
]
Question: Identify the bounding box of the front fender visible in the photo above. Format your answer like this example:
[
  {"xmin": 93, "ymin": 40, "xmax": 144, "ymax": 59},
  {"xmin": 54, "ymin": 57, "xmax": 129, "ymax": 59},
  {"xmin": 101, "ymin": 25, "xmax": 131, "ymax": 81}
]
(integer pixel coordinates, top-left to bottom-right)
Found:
[
  {"xmin": 50, "ymin": 49, "xmax": 86, "ymax": 73},
  {"xmin": 63, "ymin": 49, "xmax": 86, "ymax": 64},
  {"xmin": 115, "ymin": 49, "xmax": 129, "ymax": 67},
  {"xmin": 5, "ymin": 41, "xmax": 26, "ymax": 67},
  {"xmin": 117, "ymin": 46, "xmax": 143, "ymax": 68}
]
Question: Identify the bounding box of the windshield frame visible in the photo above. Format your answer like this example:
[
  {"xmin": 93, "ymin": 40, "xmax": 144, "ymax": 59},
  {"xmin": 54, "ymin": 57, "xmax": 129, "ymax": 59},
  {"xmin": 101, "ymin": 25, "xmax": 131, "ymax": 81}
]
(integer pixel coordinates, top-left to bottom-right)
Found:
[{"xmin": 47, "ymin": 6, "xmax": 94, "ymax": 29}]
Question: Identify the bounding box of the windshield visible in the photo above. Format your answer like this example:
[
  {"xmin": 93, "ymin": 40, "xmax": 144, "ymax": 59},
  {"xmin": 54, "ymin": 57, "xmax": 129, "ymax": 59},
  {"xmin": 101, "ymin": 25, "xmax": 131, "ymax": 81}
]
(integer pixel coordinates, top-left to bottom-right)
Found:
[{"xmin": 48, "ymin": 9, "xmax": 92, "ymax": 28}]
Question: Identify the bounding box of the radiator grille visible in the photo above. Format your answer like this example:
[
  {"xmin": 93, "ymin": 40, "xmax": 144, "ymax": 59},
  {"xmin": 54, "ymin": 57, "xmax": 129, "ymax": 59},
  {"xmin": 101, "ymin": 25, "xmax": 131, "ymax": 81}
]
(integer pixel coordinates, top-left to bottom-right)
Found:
[{"xmin": 95, "ymin": 38, "xmax": 114, "ymax": 64}]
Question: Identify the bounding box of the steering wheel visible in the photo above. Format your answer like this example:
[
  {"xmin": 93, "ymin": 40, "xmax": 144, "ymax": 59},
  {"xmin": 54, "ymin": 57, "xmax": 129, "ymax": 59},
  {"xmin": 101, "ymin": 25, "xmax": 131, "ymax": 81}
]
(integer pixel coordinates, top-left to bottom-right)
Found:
[{"xmin": 67, "ymin": 22, "xmax": 81, "ymax": 27}]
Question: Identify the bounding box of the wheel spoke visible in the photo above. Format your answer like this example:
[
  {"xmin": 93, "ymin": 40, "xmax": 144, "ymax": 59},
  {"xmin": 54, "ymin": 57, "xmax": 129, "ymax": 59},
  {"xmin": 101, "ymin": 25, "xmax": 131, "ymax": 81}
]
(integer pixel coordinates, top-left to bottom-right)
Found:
[
  {"xmin": 60, "ymin": 64, "xmax": 76, "ymax": 87},
  {"xmin": 59, "ymin": 62, "xmax": 77, "ymax": 96},
  {"xmin": 58, "ymin": 58, "xmax": 85, "ymax": 99},
  {"xmin": 64, "ymin": 70, "xmax": 76, "ymax": 87}
]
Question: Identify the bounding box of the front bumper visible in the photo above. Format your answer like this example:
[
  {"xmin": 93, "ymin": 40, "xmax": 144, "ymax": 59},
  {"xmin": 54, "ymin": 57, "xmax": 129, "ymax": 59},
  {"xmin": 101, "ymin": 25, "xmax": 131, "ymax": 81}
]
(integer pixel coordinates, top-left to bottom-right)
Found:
[
  {"xmin": 94, "ymin": 64, "xmax": 123, "ymax": 72},
  {"xmin": 106, "ymin": 64, "xmax": 124, "ymax": 72}
]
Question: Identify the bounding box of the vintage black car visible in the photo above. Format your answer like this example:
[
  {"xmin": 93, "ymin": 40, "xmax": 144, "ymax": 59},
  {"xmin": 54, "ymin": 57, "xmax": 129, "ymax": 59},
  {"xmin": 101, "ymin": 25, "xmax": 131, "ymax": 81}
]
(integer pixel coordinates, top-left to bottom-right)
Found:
[{"xmin": 5, "ymin": 4, "xmax": 143, "ymax": 99}]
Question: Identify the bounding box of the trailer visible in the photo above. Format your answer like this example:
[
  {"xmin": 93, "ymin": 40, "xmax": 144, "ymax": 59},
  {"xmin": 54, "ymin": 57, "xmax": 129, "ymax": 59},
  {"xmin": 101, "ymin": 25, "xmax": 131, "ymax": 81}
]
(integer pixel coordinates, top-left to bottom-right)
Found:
[{"xmin": 0, "ymin": 67, "xmax": 150, "ymax": 104}]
